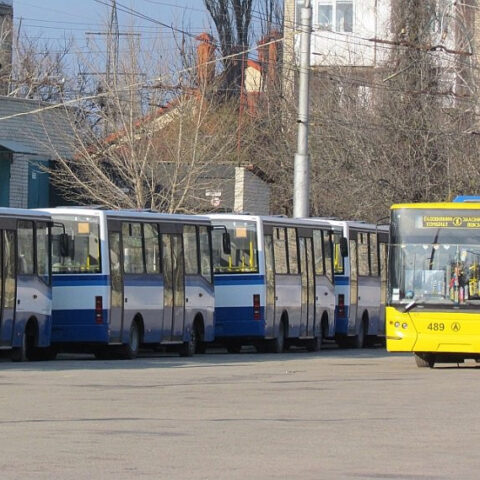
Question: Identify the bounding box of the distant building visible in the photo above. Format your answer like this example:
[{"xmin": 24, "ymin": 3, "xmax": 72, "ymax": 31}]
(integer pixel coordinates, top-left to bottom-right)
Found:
[
  {"xmin": 0, "ymin": 96, "xmax": 74, "ymax": 208},
  {"xmin": 283, "ymin": 0, "xmax": 477, "ymax": 100}
]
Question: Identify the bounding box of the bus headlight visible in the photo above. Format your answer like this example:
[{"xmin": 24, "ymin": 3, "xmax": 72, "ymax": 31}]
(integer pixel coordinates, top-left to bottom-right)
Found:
[
  {"xmin": 402, "ymin": 323, "xmax": 408, "ymax": 329},
  {"xmin": 394, "ymin": 322, "xmax": 400, "ymax": 328}
]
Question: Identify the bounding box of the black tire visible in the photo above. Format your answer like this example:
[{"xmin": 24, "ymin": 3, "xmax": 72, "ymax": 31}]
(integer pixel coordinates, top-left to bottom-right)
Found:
[
  {"xmin": 11, "ymin": 330, "xmax": 28, "ymax": 362},
  {"xmin": 414, "ymin": 353, "xmax": 435, "ymax": 368},
  {"xmin": 226, "ymin": 342, "xmax": 242, "ymax": 354},
  {"xmin": 194, "ymin": 323, "xmax": 206, "ymax": 354},
  {"xmin": 120, "ymin": 321, "xmax": 140, "ymax": 359},
  {"xmin": 269, "ymin": 321, "xmax": 285, "ymax": 353},
  {"xmin": 353, "ymin": 319, "xmax": 367, "ymax": 349},
  {"xmin": 306, "ymin": 335, "xmax": 322, "ymax": 352},
  {"xmin": 180, "ymin": 326, "xmax": 197, "ymax": 357}
]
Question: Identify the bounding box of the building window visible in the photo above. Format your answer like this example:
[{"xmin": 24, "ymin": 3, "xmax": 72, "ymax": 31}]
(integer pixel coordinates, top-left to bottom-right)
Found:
[{"xmin": 317, "ymin": 1, "xmax": 353, "ymax": 33}]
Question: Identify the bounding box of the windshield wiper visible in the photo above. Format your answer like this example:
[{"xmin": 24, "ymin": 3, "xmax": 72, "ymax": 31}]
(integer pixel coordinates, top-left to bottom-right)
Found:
[{"xmin": 403, "ymin": 300, "xmax": 418, "ymax": 313}]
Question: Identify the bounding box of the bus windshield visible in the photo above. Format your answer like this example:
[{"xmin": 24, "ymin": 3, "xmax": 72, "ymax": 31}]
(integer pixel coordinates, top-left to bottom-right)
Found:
[
  {"xmin": 389, "ymin": 208, "xmax": 480, "ymax": 306},
  {"xmin": 212, "ymin": 220, "xmax": 258, "ymax": 274},
  {"xmin": 52, "ymin": 215, "xmax": 101, "ymax": 274}
]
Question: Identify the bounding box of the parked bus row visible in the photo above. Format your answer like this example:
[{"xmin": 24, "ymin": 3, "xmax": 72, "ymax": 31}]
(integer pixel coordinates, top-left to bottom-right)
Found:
[{"xmin": 0, "ymin": 207, "xmax": 388, "ymax": 362}]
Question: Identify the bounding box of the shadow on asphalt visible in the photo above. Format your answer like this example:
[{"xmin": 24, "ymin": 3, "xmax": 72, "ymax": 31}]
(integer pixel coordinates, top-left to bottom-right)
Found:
[{"xmin": 0, "ymin": 343, "xmax": 409, "ymax": 371}]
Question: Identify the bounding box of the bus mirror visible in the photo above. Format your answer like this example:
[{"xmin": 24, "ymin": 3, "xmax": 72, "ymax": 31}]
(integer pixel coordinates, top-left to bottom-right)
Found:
[
  {"xmin": 59, "ymin": 233, "xmax": 70, "ymax": 258},
  {"xmin": 340, "ymin": 237, "xmax": 348, "ymax": 258},
  {"xmin": 223, "ymin": 232, "xmax": 231, "ymax": 255}
]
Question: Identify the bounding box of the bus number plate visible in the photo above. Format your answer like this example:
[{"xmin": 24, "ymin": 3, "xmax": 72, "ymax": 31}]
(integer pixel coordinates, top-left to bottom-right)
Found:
[{"xmin": 427, "ymin": 323, "xmax": 445, "ymax": 331}]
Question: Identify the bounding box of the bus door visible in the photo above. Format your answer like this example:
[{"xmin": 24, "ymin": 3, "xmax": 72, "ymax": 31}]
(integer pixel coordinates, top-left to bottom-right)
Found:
[
  {"xmin": 299, "ymin": 236, "xmax": 315, "ymax": 337},
  {"xmin": 108, "ymin": 230, "xmax": 124, "ymax": 343},
  {"xmin": 162, "ymin": 234, "xmax": 185, "ymax": 341},
  {"xmin": 1, "ymin": 230, "xmax": 16, "ymax": 345},
  {"xmin": 349, "ymin": 237, "xmax": 358, "ymax": 335},
  {"xmin": 379, "ymin": 239, "xmax": 388, "ymax": 336},
  {"xmin": 264, "ymin": 234, "xmax": 276, "ymax": 336}
]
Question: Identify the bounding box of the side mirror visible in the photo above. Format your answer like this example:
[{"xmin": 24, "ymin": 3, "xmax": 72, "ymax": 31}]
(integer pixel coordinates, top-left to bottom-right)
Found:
[
  {"xmin": 340, "ymin": 237, "xmax": 348, "ymax": 258},
  {"xmin": 223, "ymin": 232, "xmax": 231, "ymax": 255}
]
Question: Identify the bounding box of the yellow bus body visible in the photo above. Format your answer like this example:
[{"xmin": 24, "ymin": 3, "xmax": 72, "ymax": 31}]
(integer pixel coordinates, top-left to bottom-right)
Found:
[
  {"xmin": 387, "ymin": 201, "xmax": 480, "ymax": 357},
  {"xmin": 386, "ymin": 307, "xmax": 480, "ymax": 353}
]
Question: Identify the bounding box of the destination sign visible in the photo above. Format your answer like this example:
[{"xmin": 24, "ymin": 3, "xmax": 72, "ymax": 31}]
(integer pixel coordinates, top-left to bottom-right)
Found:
[{"xmin": 422, "ymin": 215, "xmax": 480, "ymax": 228}]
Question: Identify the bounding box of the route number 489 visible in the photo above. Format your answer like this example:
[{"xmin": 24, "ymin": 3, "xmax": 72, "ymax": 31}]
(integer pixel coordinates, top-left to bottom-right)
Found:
[{"xmin": 427, "ymin": 323, "xmax": 445, "ymax": 331}]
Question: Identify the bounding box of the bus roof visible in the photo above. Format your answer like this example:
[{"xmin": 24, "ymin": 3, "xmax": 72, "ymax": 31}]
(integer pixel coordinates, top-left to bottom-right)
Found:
[
  {"xmin": 39, "ymin": 207, "xmax": 212, "ymax": 225},
  {"xmin": 391, "ymin": 202, "xmax": 480, "ymax": 210},
  {"xmin": 0, "ymin": 207, "xmax": 52, "ymax": 221},
  {"xmin": 207, "ymin": 213, "xmax": 339, "ymax": 230}
]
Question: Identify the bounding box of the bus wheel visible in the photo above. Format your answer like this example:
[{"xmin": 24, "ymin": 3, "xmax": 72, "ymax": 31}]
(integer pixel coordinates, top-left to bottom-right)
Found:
[
  {"xmin": 353, "ymin": 318, "xmax": 367, "ymax": 349},
  {"xmin": 180, "ymin": 327, "xmax": 197, "ymax": 357},
  {"xmin": 414, "ymin": 353, "xmax": 435, "ymax": 368},
  {"xmin": 11, "ymin": 330, "xmax": 29, "ymax": 362},
  {"xmin": 121, "ymin": 321, "xmax": 140, "ymax": 359},
  {"xmin": 226, "ymin": 342, "xmax": 242, "ymax": 354},
  {"xmin": 269, "ymin": 322, "xmax": 285, "ymax": 353},
  {"xmin": 306, "ymin": 335, "xmax": 322, "ymax": 352}
]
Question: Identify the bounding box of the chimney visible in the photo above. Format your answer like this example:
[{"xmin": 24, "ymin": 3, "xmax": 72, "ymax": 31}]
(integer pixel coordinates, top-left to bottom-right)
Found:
[
  {"xmin": 196, "ymin": 33, "xmax": 215, "ymax": 89},
  {"xmin": 258, "ymin": 30, "xmax": 282, "ymax": 92}
]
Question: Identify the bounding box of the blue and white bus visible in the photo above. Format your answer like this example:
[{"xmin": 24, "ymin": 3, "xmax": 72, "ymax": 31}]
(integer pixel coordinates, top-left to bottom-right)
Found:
[
  {"xmin": 326, "ymin": 220, "xmax": 389, "ymax": 348},
  {"xmin": 0, "ymin": 208, "xmax": 53, "ymax": 361},
  {"xmin": 42, "ymin": 208, "xmax": 215, "ymax": 359},
  {"xmin": 209, "ymin": 214, "xmax": 338, "ymax": 353}
]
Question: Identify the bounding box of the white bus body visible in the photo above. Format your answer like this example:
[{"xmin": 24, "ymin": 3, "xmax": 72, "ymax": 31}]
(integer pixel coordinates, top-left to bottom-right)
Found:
[
  {"xmin": 209, "ymin": 214, "xmax": 337, "ymax": 352},
  {"xmin": 325, "ymin": 220, "xmax": 388, "ymax": 348},
  {"xmin": 42, "ymin": 208, "xmax": 215, "ymax": 358},
  {"xmin": 0, "ymin": 208, "xmax": 53, "ymax": 361}
]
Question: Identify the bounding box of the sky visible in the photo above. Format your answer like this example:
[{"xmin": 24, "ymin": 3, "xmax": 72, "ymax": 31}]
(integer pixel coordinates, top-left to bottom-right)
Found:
[{"xmin": 13, "ymin": 0, "xmax": 210, "ymax": 48}]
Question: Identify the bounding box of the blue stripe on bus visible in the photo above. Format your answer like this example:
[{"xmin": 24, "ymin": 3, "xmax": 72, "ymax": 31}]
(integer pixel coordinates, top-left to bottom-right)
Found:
[
  {"xmin": 214, "ymin": 306, "xmax": 265, "ymax": 337},
  {"xmin": 51, "ymin": 309, "xmax": 109, "ymax": 343},
  {"xmin": 334, "ymin": 276, "xmax": 350, "ymax": 286},
  {"xmin": 214, "ymin": 275, "xmax": 264, "ymax": 286},
  {"xmin": 53, "ymin": 275, "xmax": 109, "ymax": 287},
  {"xmin": 334, "ymin": 306, "xmax": 350, "ymax": 335}
]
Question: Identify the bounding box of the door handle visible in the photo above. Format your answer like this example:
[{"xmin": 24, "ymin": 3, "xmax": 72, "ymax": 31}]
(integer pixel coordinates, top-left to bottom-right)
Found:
[
  {"xmin": 324, "ymin": 292, "xmax": 328, "ymax": 296},
  {"xmin": 199, "ymin": 293, "xmax": 203, "ymax": 298},
  {"xmin": 33, "ymin": 294, "xmax": 38, "ymax": 299},
  {"xmin": 124, "ymin": 298, "xmax": 128, "ymax": 303}
]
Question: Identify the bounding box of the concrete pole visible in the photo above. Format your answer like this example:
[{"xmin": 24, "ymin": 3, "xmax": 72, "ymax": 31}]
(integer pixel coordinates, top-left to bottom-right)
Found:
[{"xmin": 293, "ymin": 0, "xmax": 312, "ymax": 219}]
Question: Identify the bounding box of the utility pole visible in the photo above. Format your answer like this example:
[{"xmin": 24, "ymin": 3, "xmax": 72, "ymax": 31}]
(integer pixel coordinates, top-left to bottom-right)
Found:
[{"xmin": 293, "ymin": 0, "xmax": 312, "ymax": 218}]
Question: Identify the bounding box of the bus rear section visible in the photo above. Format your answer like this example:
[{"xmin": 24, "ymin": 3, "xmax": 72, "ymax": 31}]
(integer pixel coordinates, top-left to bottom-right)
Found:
[
  {"xmin": 48, "ymin": 208, "xmax": 215, "ymax": 358},
  {"xmin": 329, "ymin": 221, "xmax": 388, "ymax": 349},
  {"xmin": 0, "ymin": 209, "xmax": 53, "ymax": 361},
  {"xmin": 387, "ymin": 203, "xmax": 480, "ymax": 367},
  {"xmin": 210, "ymin": 215, "xmax": 336, "ymax": 353}
]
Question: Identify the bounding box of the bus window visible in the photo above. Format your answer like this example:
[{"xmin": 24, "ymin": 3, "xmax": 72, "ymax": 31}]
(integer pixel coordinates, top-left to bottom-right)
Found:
[
  {"xmin": 18, "ymin": 221, "xmax": 34, "ymax": 275},
  {"xmin": 212, "ymin": 221, "xmax": 258, "ymax": 273},
  {"xmin": 333, "ymin": 232, "xmax": 345, "ymax": 275},
  {"xmin": 4, "ymin": 231, "xmax": 15, "ymax": 309},
  {"xmin": 36, "ymin": 222, "xmax": 50, "ymax": 285},
  {"xmin": 123, "ymin": 222, "xmax": 145, "ymax": 274},
  {"xmin": 287, "ymin": 228, "xmax": 299, "ymax": 274},
  {"xmin": 274, "ymin": 227, "xmax": 288, "ymax": 274},
  {"xmin": 313, "ymin": 230, "xmax": 324, "ymax": 275},
  {"xmin": 183, "ymin": 225, "xmax": 199, "ymax": 275},
  {"xmin": 144, "ymin": 223, "xmax": 160, "ymax": 274},
  {"xmin": 323, "ymin": 231, "xmax": 333, "ymax": 283},
  {"xmin": 358, "ymin": 233, "xmax": 370, "ymax": 276},
  {"xmin": 199, "ymin": 226, "xmax": 212, "ymax": 283},
  {"xmin": 369, "ymin": 233, "xmax": 379, "ymax": 276},
  {"xmin": 52, "ymin": 215, "xmax": 101, "ymax": 274}
]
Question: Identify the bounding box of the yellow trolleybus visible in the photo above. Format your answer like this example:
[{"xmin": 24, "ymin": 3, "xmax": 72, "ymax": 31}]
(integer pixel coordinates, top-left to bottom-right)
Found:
[{"xmin": 387, "ymin": 201, "xmax": 480, "ymax": 367}]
